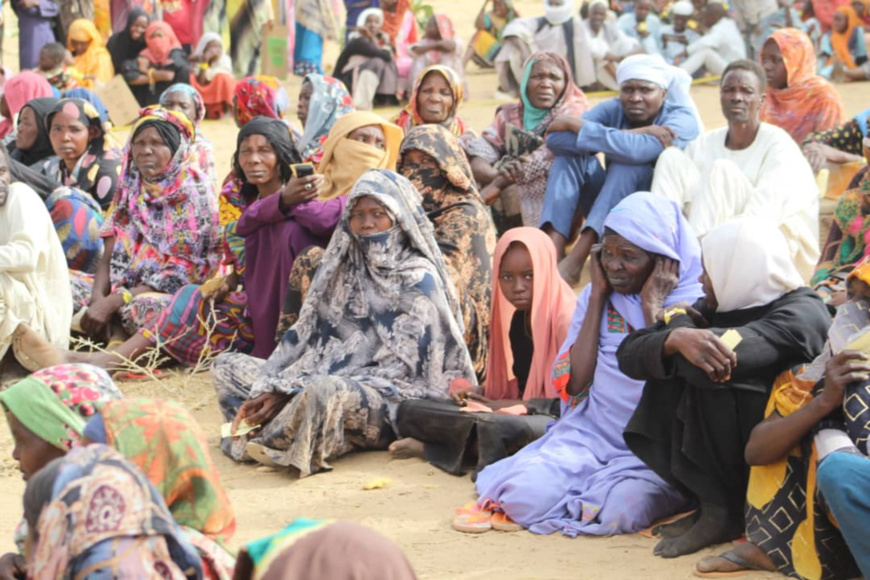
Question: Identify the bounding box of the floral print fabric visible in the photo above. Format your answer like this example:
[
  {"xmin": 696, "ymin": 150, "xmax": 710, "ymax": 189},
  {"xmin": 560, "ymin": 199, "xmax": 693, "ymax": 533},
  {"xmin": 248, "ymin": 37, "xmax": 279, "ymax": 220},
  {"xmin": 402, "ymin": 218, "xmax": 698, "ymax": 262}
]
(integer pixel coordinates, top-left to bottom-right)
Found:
[
  {"xmin": 101, "ymin": 106, "xmax": 221, "ymax": 295},
  {"xmin": 28, "ymin": 445, "xmax": 203, "ymax": 579},
  {"xmin": 399, "ymin": 124, "xmax": 497, "ymax": 381}
]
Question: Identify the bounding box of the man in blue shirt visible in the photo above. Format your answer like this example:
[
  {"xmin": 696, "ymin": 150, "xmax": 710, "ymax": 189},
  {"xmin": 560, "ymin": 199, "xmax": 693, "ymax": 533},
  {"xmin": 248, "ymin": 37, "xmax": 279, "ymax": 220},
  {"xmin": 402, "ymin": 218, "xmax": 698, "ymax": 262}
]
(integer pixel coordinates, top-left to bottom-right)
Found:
[{"xmin": 539, "ymin": 54, "xmax": 700, "ymax": 284}]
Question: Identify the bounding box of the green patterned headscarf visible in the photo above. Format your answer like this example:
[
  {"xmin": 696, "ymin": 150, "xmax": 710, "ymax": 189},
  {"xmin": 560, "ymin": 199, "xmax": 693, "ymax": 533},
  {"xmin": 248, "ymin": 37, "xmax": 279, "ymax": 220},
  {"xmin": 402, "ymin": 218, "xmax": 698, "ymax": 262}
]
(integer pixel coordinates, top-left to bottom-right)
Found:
[{"xmin": 0, "ymin": 364, "xmax": 122, "ymax": 451}]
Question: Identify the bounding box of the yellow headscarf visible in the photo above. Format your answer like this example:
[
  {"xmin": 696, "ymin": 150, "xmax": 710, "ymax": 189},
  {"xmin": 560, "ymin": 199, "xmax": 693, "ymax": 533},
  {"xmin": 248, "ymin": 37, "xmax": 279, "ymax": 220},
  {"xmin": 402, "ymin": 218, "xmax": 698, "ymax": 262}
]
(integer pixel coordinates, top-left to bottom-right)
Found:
[
  {"xmin": 847, "ymin": 255, "xmax": 870, "ymax": 286},
  {"xmin": 67, "ymin": 19, "xmax": 114, "ymax": 89},
  {"xmin": 316, "ymin": 111, "xmax": 403, "ymax": 201}
]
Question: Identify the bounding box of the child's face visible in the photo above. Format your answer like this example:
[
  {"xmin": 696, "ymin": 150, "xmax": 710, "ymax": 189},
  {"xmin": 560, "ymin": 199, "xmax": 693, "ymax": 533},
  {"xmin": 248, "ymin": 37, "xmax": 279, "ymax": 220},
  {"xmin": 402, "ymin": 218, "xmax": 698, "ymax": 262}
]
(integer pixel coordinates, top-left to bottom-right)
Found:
[
  {"xmin": 37, "ymin": 51, "xmax": 59, "ymax": 71},
  {"xmin": 499, "ymin": 243, "xmax": 534, "ymax": 311},
  {"xmin": 204, "ymin": 40, "xmax": 222, "ymax": 61}
]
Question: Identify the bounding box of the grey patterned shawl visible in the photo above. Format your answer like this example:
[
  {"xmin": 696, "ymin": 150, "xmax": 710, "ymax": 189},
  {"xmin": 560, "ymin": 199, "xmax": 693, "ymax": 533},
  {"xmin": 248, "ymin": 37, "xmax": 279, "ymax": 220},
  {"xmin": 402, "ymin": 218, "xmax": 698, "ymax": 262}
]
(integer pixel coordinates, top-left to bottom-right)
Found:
[{"xmin": 250, "ymin": 169, "xmax": 477, "ymax": 403}]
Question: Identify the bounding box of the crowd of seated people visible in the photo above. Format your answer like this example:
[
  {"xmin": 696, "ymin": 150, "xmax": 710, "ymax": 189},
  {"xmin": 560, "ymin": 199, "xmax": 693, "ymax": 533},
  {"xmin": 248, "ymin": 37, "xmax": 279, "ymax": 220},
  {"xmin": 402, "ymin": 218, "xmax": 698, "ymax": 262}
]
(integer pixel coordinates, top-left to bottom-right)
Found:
[{"xmin": 2, "ymin": 0, "xmax": 870, "ymax": 578}]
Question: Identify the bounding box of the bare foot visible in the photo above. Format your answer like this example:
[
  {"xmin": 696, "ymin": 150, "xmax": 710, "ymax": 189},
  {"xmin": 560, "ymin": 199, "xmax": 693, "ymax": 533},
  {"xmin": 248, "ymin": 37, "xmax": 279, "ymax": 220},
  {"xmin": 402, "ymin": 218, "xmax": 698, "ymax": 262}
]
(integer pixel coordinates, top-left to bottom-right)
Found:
[
  {"xmin": 695, "ymin": 541, "xmax": 776, "ymax": 575},
  {"xmin": 12, "ymin": 324, "xmax": 66, "ymax": 372},
  {"xmin": 653, "ymin": 510, "xmax": 699, "ymax": 538},
  {"xmin": 388, "ymin": 438, "xmax": 426, "ymax": 460},
  {"xmin": 654, "ymin": 504, "xmax": 743, "ymax": 558}
]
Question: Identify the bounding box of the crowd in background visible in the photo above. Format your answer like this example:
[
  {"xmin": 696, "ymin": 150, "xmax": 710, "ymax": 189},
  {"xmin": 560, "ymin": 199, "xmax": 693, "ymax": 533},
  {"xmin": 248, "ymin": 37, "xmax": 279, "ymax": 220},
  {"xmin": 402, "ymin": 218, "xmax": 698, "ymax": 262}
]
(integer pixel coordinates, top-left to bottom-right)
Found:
[{"xmin": 0, "ymin": 0, "xmax": 869, "ymax": 578}]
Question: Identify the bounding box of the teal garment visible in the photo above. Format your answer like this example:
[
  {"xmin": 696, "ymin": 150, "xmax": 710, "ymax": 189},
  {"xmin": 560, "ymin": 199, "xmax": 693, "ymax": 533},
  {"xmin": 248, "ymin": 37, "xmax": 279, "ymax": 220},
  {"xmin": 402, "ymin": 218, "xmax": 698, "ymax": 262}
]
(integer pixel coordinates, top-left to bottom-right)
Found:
[
  {"xmin": 520, "ymin": 58, "xmax": 549, "ymax": 131},
  {"xmin": 245, "ymin": 518, "xmax": 332, "ymax": 565}
]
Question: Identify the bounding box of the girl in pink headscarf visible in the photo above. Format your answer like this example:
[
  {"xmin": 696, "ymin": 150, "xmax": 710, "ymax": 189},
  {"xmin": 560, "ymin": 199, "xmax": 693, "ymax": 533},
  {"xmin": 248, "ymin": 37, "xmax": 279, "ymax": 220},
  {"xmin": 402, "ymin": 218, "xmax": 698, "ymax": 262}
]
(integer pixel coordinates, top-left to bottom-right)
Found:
[{"xmin": 390, "ymin": 227, "xmax": 576, "ymax": 476}]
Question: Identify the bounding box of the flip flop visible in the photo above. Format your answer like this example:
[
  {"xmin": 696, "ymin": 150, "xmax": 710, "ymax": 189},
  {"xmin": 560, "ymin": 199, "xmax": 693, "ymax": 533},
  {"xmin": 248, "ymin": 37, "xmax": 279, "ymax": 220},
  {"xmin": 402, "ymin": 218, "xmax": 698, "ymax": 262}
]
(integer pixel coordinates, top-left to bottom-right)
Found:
[
  {"xmin": 693, "ymin": 551, "xmax": 767, "ymax": 578},
  {"xmin": 491, "ymin": 512, "xmax": 522, "ymax": 532},
  {"xmin": 452, "ymin": 511, "xmax": 493, "ymax": 533},
  {"xmin": 455, "ymin": 501, "xmax": 491, "ymax": 517},
  {"xmin": 113, "ymin": 369, "xmax": 168, "ymax": 381}
]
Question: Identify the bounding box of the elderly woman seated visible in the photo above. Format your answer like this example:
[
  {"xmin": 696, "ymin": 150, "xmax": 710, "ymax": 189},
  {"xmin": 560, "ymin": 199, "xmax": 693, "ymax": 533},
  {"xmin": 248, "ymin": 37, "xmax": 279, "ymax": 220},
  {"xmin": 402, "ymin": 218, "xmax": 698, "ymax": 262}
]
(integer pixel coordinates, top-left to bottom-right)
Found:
[
  {"xmin": 618, "ymin": 220, "xmax": 830, "ymax": 558},
  {"xmin": 462, "ymin": 51, "xmax": 588, "ymax": 234},
  {"xmin": 454, "ymin": 192, "xmax": 704, "ymax": 537},
  {"xmin": 212, "ymin": 170, "xmax": 477, "ymax": 476},
  {"xmin": 17, "ymin": 107, "xmax": 221, "ymax": 371},
  {"xmin": 394, "ymin": 65, "xmax": 468, "ymax": 136}
]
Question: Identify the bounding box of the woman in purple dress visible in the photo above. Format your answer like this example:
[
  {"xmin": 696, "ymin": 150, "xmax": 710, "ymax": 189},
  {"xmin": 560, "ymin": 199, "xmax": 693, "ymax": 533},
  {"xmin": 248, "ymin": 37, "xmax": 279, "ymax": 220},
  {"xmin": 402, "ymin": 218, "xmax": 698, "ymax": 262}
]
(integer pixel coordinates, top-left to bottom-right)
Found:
[{"xmin": 463, "ymin": 192, "xmax": 704, "ymax": 536}]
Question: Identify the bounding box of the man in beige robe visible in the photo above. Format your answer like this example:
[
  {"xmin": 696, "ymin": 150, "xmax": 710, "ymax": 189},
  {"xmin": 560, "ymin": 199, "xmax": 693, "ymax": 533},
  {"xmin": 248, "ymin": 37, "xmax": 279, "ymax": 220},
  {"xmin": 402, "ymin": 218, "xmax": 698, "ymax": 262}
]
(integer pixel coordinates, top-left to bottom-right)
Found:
[{"xmin": 0, "ymin": 149, "xmax": 72, "ymax": 371}]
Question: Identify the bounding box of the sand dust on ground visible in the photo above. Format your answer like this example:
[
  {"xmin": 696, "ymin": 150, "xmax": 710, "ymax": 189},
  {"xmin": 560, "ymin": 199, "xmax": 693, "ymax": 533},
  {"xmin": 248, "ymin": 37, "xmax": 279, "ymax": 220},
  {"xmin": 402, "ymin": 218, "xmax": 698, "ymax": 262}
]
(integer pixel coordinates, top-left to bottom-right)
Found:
[{"xmin": 0, "ymin": 1, "xmax": 867, "ymax": 577}]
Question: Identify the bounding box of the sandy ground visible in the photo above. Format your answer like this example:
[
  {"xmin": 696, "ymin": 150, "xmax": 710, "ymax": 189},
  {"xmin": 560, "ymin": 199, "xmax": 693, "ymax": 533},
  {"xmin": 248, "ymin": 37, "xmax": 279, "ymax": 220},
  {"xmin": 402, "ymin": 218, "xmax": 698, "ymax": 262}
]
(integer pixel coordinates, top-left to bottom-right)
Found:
[{"xmin": 1, "ymin": 1, "xmax": 868, "ymax": 578}]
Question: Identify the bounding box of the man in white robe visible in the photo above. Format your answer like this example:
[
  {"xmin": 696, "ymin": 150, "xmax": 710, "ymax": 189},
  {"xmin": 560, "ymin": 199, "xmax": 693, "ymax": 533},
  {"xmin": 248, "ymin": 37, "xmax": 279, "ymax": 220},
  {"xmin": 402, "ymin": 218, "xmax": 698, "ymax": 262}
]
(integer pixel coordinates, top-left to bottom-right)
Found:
[
  {"xmin": 584, "ymin": 0, "xmax": 641, "ymax": 89},
  {"xmin": 0, "ymin": 148, "xmax": 72, "ymax": 370},
  {"xmin": 658, "ymin": 1, "xmax": 701, "ymax": 64},
  {"xmin": 677, "ymin": 1, "xmax": 746, "ymax": 76},
  {"xmin": 651, "ymin": 59, "xmax": 819, "ymax": 281},
  {"xmin": 495, "ymin": 0, "xmax": 596, "ymax": 96}
]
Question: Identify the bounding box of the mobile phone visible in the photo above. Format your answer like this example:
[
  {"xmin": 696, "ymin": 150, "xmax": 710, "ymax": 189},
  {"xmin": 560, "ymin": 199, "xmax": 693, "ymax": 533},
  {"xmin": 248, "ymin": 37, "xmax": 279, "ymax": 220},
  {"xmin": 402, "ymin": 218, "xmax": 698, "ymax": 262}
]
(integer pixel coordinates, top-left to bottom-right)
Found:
[{"xmin": 291, "ymin": 163, "xmax": 315, "ymax": 178}]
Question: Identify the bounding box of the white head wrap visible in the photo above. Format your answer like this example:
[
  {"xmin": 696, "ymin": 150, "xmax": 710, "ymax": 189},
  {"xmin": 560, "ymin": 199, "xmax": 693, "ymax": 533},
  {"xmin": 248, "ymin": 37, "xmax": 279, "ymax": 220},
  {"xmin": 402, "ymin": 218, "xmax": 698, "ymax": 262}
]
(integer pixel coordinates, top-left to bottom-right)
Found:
[
  {"xmin": 672, "ymin": 1, "xmax": 694, "ymax": 16},
  {"xmin": 617, "ymin": 54, "xmax": 705, "ymax": 131},
  {"xmin": 617, "ymin": 53, "xmax": 672, "ymax": 88},
  {"xmin": 357, "ymin": 7, "xmax": 385, "ymax": 28},
  {"xmin": 193, "ymin": 32, "xmax": 223, "ymax": 58},
  {"xmin": 545, "ymin": 0, "xmax": 576, "ymax": 25},
  {"xmin": 701, "ymin": 220, "xmax": 804, "ymax": 312}
]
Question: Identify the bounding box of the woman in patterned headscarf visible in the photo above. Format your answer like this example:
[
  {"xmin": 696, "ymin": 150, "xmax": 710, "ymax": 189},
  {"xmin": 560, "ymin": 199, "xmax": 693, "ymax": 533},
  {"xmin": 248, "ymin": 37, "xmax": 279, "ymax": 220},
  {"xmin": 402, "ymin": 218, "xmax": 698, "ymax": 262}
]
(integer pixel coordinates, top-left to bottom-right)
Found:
[
  {"xmin": 17, "ymin": 108, "xmax": 222, "ymax": 373},
  {"xmin": 83, "ymin": 399, "xmax": 237, "ymax": 579},
  {"xmin": 399, "ymin": 124, "xmax": 496, "ymax": 381},
  {"xmin": 212, "ymin": 170, "xmax": 476, "ymax": 476},
  {"xmin": 23, "ymin": 445, "xmax": 203, "ymax": 579},
  {"xmin": 462, "ymin": 51, "xmax": 589, "ymax": 233},
  {"xmin": 0, "ymin": 364, "xmax": 122, "ymax": 579},
  {"xmin": 40, "ymin": 98, "xmax": 123, "ymax": 211},
  {"xmin": 160, "ymin": 83, "xmax": 217, "ymax": 183},
  {"xmin": 296, "ymin": 74, "xmax": 354, "ymax": 163},
  {"xmin": 233, "ymin": 75, "xmax": 292, "ymax": 128},
  {"xmin": 394, "ymin": 65, "xmax": 467, "ymax": 136},
  {"xmin": 61, "ymin": 107, "xmax": 220, "ymax": 351}
]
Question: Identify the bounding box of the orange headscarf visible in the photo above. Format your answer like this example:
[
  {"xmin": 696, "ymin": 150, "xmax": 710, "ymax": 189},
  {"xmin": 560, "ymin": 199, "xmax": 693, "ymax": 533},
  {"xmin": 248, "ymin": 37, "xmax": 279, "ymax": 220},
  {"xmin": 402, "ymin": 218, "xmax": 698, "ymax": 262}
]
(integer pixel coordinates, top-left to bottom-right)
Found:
[
  {"xmin": 484, "ymin": 228, "xmax": 577, "ymax": 401},
  {"xmin": 830, "ymin": 5, "xmax": 861, "ymax": 68},
  {"xmin": 760, "ymin": 28, "xmax": 845, "ymax": 143},
  {"xmin": 382, "ymin": 0, "xmax": 412, "ymax": 42},
  {"xmin": 848, "ymin": 255, "xmax": 870, "ymax": 286}
]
